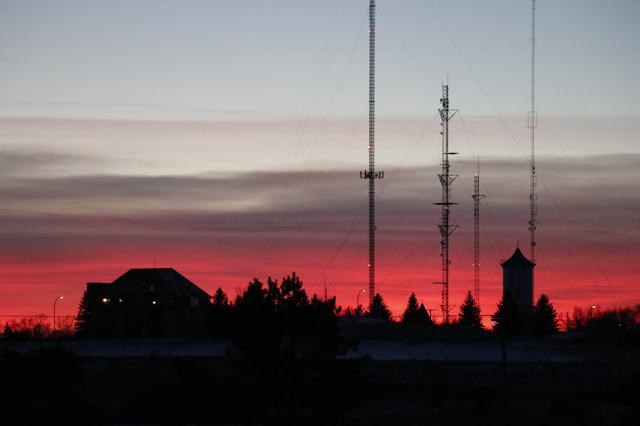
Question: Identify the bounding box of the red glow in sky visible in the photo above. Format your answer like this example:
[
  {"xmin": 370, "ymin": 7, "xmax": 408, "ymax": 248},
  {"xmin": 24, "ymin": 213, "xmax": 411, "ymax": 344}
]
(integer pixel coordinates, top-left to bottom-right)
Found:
[
  {"xmin": 1, "ymin": 169, "xmax": 638, "ymax": 324},
  {"xmin": 1, "ymin": 2, "xmax": 639, "ymax": 325}
]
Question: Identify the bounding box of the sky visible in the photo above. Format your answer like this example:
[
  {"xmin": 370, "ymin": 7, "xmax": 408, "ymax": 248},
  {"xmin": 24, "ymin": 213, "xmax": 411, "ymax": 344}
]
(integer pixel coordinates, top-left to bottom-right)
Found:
[{"xmin": 0, "ymin": 0, "xmax": 639, "ymax": 322}]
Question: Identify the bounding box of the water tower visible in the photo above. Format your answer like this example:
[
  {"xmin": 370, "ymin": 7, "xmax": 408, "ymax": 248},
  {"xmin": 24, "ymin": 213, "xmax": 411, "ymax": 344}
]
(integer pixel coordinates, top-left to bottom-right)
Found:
[{"xmin": 501, "ymin": 247, "xmax": 534, "ymax": 313}]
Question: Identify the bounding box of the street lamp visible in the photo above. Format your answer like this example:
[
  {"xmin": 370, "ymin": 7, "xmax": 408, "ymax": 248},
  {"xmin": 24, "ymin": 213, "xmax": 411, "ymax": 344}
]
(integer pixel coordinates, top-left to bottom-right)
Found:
[
  {"xmin": 356, "ymin": 289, "xmax": 367, "ymax": 315},
  {"xmin": 53, "ymin": 296, "xmax": 64, "ymax": 334}
]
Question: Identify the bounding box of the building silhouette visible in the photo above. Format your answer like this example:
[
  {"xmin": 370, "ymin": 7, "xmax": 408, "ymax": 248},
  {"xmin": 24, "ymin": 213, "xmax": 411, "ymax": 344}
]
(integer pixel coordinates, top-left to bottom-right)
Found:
[
  {"xmin": 501, "ymin": 247, "xmax": 534, "ymax": 313},
  {"xmin": 84, "ymin": 268, "xmax": 211, "ymax": 338}
]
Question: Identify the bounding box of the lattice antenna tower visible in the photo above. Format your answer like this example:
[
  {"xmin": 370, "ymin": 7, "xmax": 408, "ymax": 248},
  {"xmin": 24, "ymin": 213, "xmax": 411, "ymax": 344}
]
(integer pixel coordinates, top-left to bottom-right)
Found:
[
  {"xmin": 472, "ymin": 158, "xmax": 486, "ymax": 305},
  {"xmin": 528, "ymin": 0, "xmax": 538, "ymax": 279},
  {"xmin": 434, "ymin": 84, "xmax": 458, "ymax": 324},
  {"xmin": 360, "ymin": 0, "xmax": 383, "ymax": 307}
]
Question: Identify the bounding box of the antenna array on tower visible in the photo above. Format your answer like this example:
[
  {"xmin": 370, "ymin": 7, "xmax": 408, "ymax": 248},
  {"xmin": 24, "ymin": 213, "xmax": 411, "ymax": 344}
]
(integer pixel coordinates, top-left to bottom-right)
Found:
[
  {"xmin": 359, "ymin": 0, "xmax": 383, "ymax": 307},
  {"xmin": 528, "ymin": 0, "xmax": 538, "ymax": 275},
  {"xmin": 434, "ymin": 84, "xmax": 458, "ymax": 324},
  {"xmin": 472, "ymin": 159, "xmax": 486, "ymax": 305}
]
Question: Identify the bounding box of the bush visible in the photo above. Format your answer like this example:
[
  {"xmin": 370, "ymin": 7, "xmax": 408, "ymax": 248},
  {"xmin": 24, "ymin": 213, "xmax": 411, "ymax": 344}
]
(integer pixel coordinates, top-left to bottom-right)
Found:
[{"xmin": 3, "ymin": 316, "xmax": 51, "ymax": 341}]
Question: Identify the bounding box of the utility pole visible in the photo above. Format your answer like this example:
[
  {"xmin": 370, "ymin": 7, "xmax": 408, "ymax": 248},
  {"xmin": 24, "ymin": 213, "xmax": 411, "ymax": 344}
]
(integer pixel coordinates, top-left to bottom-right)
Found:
[
  {"xmin": 434, "ymin": 84, "xmax": 458, "ymax": 324},
  {"xmin": 472, "ymin": 158, "xmax": 486, "ymax": 305},
  {"xmin": 360, "ymin": 0, "xmax": 383, "ymax": 307}
]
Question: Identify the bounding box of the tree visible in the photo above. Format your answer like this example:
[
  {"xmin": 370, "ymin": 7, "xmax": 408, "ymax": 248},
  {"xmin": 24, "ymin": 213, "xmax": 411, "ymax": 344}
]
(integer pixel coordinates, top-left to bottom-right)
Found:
[
  {"xmin": 532, "ymin": 294, "xmax": 559, "ymax": 335},
  {"xmin": 589, "ymin": 306, "xmax": 638, "ymax": 337},
  {"xmin": 568, "ymin": 306, "xmax": 588, "ymax": 330},
  {"xmin": 5, "ymin": 316, "xmax": 51, "ymax": 340},
  {"xmin": 368, "ymin": 293, "xmax": 392, "ymax": 321},
  {"xmin": 301, "ymin": 294, "xmax": 345, "ymax": 358},
  {"xmin": 278, "ymin": 272, "xmax": 308, "ymax": 311},
  {"xmin": 458, "ymin": 291, "xmax": 482, "ymax": 328},
  {"xmin": 232, "ymin": 278, "xmax": 280, "ymax": 360},
  {"xmin": 401, "ymin": 293, "xmax": 420, "ymax": 324},
  {"xmin": 401, "ymin": 294, "xmax": 432, "ymax": 325},
  {"xmin": 75, "ymin": 289, "xmax": 92, "ymax": 338},
  {"xmin": 228, "ymin": 273, "xmax": 353, "ymax": 424},
  {"xmin": 55, "ymin": 316, "xmax": 76, "ymax": 339},
  {"xmin": 3, "ymin": 323, "xmax": 13, "ymax": 340},
  {"xmin": 492, "ymin": 292, "xmax": 525, "ymax": 335},
  {"xmin": 231, "ymin": 273, "xmax": 348, "ymax": 361},
  {"xmin": 416, "ymin": 303, "xmax": 433, "ymax": 326},
  {"xmin": 209, "ymin": 287, "xmax": 232, "ymax": 335},
  {"xmin": 212, "ymin": 287, "xmax": 229, "ymax": 307},
  {"xmin": 344, "ymin": 305, "xmax": 365, "ymax": 317}
]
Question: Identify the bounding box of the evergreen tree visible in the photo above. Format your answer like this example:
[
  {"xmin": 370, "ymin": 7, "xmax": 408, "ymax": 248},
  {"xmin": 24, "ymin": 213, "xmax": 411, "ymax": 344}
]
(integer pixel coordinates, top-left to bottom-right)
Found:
[
  {"xmin": 401, "ymin": 293, "xmax": 420, "ymax": 324},
  {"xmin": 75, "ymin": 289, "xmax": 92, "ymax": 338},
  {"xmin": 492, "ymin": 292, "xmax": 524, "ymax": 335},
  {"xmin": 458, "ymin": 291, "xmax": 482, "ymax": 328},
  {"xmin": 212, "ymin": 287, "xmax": 229, "ymax": 307},
  {"xmin": 354, "ymin": 304, "xmax": 365, "ymax": 317},
  {"xmin": 228, "ymin": 274, "xmax": 351, "ymax": 422},
  {"xmin": 3, "ymin": 323, "xmax": 13, "ymax": 340},
  {"xmin": 416, "ymin": 303, "xmax": 433, "ymax": 326},
  {"xmin": 532, "ymin": 294, "xmax": 559, "ymax": 335},
  {"xmin": 232, "ymin": 278, "xmax": 280, "ymax": 360},
  {"xmin": 231, "ymin": 273, "xmax": 347, "ymax": 362},
  {"xmin": 209, "ymin": 287, "xmax": 232, "ymax": 336},
  {"xmin": 266, "ymin": 276, "xmax": 280, "ymax": 305},
  {"xmin": 368, "ymin": 293, "xmax": 392, "ymax": 321},
  {"xmin": 278, "ymin": 272, "xmax": 308, "ymax": 311}
]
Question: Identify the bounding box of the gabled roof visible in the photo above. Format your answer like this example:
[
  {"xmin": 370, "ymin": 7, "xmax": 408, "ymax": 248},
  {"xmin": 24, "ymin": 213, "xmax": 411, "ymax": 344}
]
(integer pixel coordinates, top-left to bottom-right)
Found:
[
  {"xmin": 501, "ymin": 247, "xmax": 535, "ymax": 268},
  {"xmin": 109, "ymin": 268, "xmax": 211, "ymax": 300}
]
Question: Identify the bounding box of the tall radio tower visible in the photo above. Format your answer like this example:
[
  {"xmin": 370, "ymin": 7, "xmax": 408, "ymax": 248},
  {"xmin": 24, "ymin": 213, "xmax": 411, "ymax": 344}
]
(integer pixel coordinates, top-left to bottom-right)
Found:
[
  {"xmin": 434, "ymin": 84, "xmax": 458, "ymax": 323},
  {"xmin": 472, "ymin": 158, "xmax": 486, "ymax": 305},
  {"xmin": 528, "ymin": 0, "xmax": 538, "ymax": 275},
  {"xmin": 360, "ymin": 0, "xmax": 383, "ymax": 307}
]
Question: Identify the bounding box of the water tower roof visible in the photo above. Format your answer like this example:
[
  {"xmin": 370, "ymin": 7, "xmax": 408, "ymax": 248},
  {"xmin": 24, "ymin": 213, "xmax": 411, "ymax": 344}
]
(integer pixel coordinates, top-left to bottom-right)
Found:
[{"xmin": 501, "ymin": 247, "xmax": 535, "ymax": 268}]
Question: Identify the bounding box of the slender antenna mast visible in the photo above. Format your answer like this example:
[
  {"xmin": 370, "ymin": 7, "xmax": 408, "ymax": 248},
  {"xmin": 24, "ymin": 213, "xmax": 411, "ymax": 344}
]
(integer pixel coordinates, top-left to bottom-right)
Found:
[
  {"xmin": 434, "ymin": 84, "xmax": 458, "ymax": 324},
  {"xmin": 472, "ymin": 158, "xmax": 486, "ymax": 305},
  {"xmin": 528, "ymin": 0, "xmax": 538, "ymax": 274},
  {"xmin": 324, "ymin": 278, "xmax": 328, "ymax": 302},
  {"xmin": 360, "ymin": 0, "xmax": 383, "ymax": 307}
]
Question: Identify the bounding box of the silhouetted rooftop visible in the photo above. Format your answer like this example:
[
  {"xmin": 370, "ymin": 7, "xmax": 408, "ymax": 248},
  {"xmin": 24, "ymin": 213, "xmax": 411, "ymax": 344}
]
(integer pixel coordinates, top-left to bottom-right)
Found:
[
  {"xmin": 109, "ymin": 268, "xmax": 211, "ymax": 300},
  {"xmin": 501, "ymin": 247, "xmax": 535, "ymax": 268}
]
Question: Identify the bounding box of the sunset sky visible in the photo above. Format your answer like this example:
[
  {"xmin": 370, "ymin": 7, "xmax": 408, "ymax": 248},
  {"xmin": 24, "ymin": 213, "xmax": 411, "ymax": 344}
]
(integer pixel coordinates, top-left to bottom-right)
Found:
[{"xmin": 1, "ymin": 0, "xmax": 638, "ymax": 321}]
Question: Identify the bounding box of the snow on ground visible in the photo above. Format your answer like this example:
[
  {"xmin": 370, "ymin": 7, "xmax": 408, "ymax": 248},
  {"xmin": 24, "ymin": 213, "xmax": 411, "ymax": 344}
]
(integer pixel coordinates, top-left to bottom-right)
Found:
[
  {"xmin": 2, "ymin": 339, "xmax": 230, "ymax": 357},
  {"xmin": 2, "ymin": 338, "xmax": 592, "ymax": 362},
  {"xmin": 347, "ymin": 340, "xmax": 589, "ymax": 362}
]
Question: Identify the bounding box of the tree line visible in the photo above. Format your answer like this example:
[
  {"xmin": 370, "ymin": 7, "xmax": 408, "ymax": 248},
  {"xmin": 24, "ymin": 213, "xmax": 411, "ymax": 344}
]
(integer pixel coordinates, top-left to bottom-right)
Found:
[{"xmin": 3, "ymin": 272, "xmax": 639, "ymax": 341}]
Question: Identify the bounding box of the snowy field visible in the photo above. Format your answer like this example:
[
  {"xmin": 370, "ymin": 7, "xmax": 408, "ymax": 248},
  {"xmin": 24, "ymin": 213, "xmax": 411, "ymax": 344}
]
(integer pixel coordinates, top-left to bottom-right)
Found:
[
  {"xmin": 1, "ymin": 338, "xmax": 592, "ymax": 362},
  {"xmin": 347, "ymin": 339, "xmax": 589, "ymax": 362}
]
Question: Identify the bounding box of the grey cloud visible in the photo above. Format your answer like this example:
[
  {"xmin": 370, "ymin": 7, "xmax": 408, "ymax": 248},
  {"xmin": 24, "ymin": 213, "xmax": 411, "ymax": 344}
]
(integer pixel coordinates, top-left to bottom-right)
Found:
[
  {"xmin": 0, "ymin": 154, "xmax": 638, "ymax": 245},
  {"xmin": 0, "ymin": 148, "xmax": 95, "ymax": 177}
]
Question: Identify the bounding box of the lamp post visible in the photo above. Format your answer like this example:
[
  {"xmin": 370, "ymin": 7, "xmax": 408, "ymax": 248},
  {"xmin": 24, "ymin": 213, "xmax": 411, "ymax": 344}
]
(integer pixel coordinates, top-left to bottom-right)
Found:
[
  {"xmin": 356, "ymin": 289, "xmax": 367, "ymax": 316},
  {"xmin": 53, "ymin": 296, "xmax": 64, "ymax": 334}
]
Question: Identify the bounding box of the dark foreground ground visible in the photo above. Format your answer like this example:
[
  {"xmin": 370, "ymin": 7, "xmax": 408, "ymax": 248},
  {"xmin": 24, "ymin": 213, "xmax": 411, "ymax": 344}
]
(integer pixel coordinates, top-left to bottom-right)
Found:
[{"xmin": 1, "ymin": 340, "xmax": 638, "ymax": 426}]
